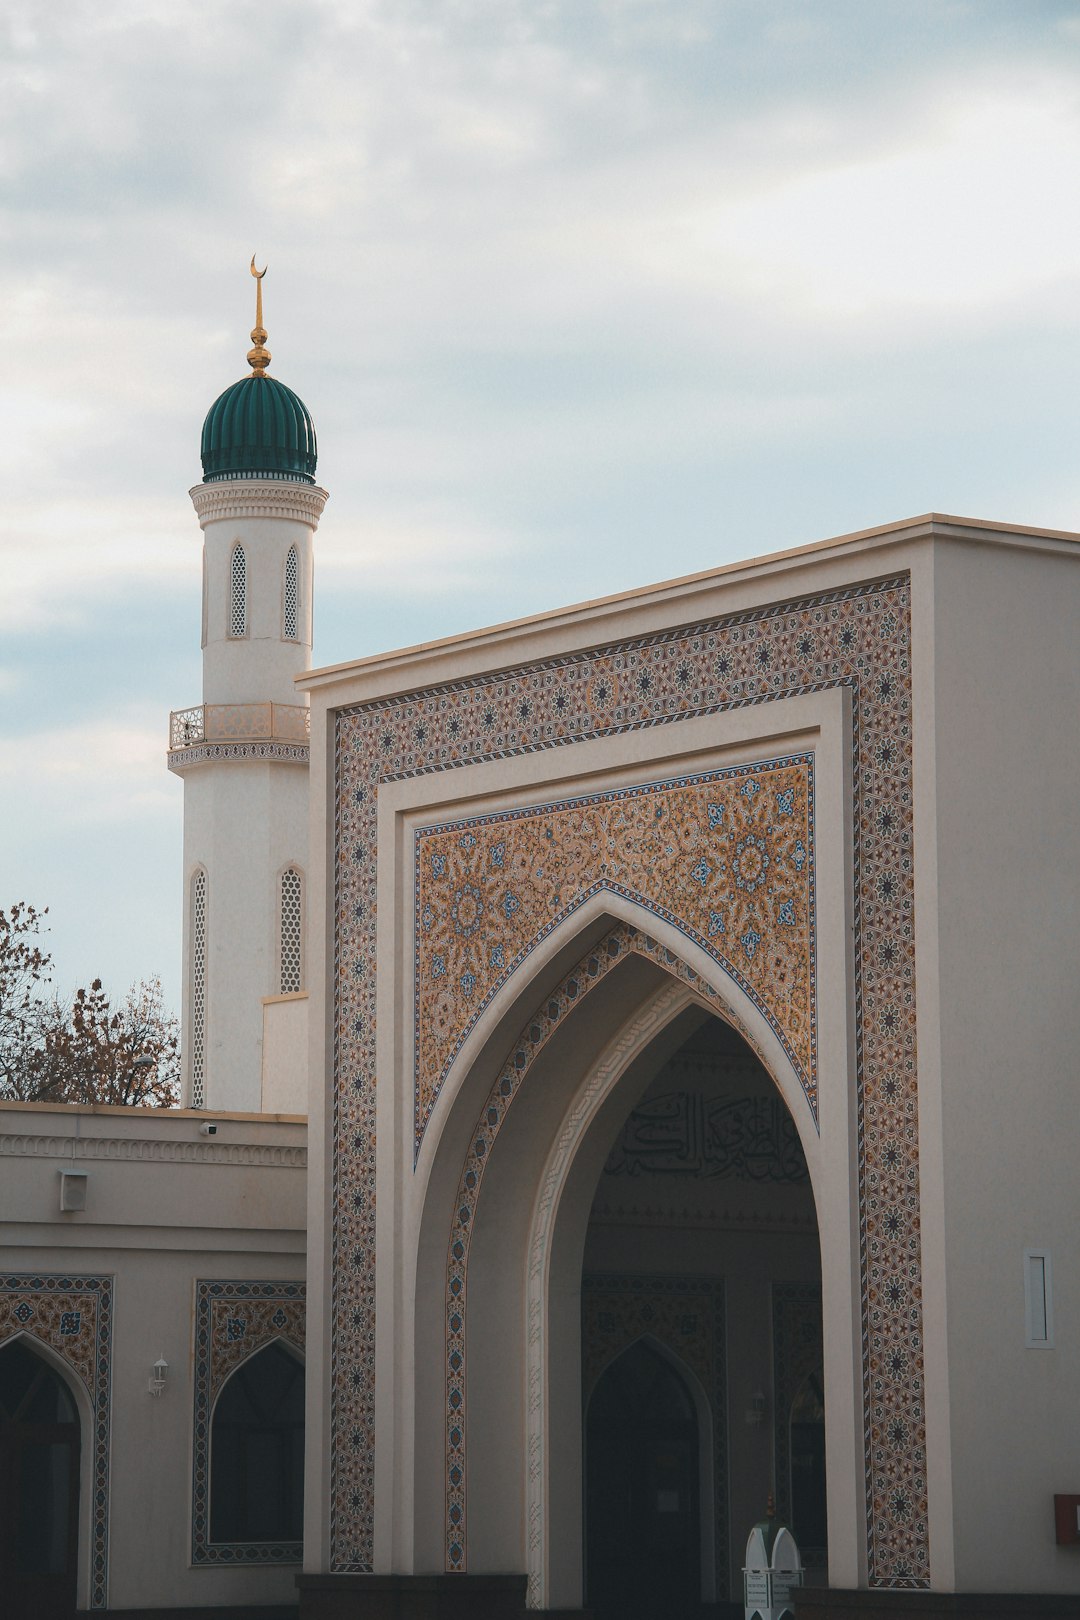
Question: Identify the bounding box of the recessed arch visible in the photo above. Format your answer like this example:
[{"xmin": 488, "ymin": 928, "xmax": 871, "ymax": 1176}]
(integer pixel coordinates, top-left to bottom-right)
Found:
[
  {"xmin": 416, "ymin": 884, "xmax": 820, "ymax": 1200},
  {"xmin": 332, "ymin": 570, "xmax": 923, "ymax": 1586},
  {"xmin": 208, "ymin": 1337, "xmax": 305, "ymax": 1550},
  {"xmin": 0, "ymin": 1323, "xmax": 102, "ymax": 1613},
  {"xmin": 190, "ymin": 1279, "xmax": 306, "ymax": 1568},
  {"xmin": 415, "ymin": 905, "xmax": 821, "ymax": 1590}
]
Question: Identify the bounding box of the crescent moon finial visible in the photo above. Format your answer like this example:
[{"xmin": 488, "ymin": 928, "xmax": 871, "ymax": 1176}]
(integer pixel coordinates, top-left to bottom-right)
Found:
[{"xmin": 247, "ymin": 255, "xmax": 271, "ymax": 377}]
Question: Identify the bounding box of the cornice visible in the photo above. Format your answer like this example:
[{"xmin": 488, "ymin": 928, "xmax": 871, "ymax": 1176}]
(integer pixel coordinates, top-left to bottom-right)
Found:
[
  {"xmin": 0, "ymin": 1133, "xmax": 307, "ymax": 1168},
  {"xmin": 189, "ymin": 481, "xmax": 329, "ymax": 530},
  {"xmin": 168, "ymin": 740, "xmax": 310, "ymax": 773}
]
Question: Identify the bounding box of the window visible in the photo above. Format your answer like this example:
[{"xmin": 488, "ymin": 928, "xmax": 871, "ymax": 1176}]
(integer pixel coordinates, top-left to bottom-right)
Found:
[
  {"xmin": 280, "ymin": 868, "xmax": 303, "ymax": 994},
  {"xmin": 1024, "ymin": 1248, "xmax": 1053, "ymax": 1347},
  {"xmin": 210, "ymin": 1341, "xmax": 304, "ymax": 1545},
  {"xmin": 229, "ymin": 544, "xmax": 247, "ymax": 637},
  {"xmin": 190, "ymin": 869, "xmax": 207, "ymax": 1109},
  {"xmin": 283, "ymin": 546, "xmax": 299, "ymax": 640}
]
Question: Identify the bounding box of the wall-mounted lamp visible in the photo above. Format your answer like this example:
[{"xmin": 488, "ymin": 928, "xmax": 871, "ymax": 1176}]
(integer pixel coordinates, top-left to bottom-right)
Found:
[
  {"xmin": 745, "ymin": 1390, "xmax": 767, "ymax": 1426},
  {"xmin": 149, "ymin": 1356, "xmax": 168, "ymax": 1397}
]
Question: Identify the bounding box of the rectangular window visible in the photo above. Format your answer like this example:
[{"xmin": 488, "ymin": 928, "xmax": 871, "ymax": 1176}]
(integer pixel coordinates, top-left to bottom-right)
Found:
[{"xmin": 1024, "ymin": 1248, "xmax": 1053, "ymax": 1348}]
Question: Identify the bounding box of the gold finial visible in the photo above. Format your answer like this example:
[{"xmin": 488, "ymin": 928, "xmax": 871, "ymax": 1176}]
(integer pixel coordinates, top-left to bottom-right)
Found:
[
  {"xmin": 766, "ymin": 1491, "xmax": 776, "ymax": 1519},
  {"xmin": 247, "ymin": 255, "xmax": 271, "ymax": 376}
]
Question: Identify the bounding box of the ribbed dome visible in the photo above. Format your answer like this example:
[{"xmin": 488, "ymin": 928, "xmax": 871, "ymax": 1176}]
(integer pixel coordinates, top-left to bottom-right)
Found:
[{"xmin": 200, "ymin": 374, "xmax": 317, "ymax": 484}]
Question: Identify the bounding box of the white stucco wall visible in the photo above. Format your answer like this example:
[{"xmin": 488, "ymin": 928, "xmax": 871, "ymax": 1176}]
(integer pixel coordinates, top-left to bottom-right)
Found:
[
  {"xmin": 0, "ymin": 1102, "xmax": 307, "ymax": 1612},
  {"xmin": 920, "ymin": 534, "xmax": 1080, "ymax": 1593},
  {"xmin": 180, "ymin": 759, "xmax": 310, "ymax": 1112}
]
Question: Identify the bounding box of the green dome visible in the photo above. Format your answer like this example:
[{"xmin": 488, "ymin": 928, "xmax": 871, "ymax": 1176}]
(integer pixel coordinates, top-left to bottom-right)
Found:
[{"xmin": 200, "ymin": 374, "xmax": 317, "ymax": 484}]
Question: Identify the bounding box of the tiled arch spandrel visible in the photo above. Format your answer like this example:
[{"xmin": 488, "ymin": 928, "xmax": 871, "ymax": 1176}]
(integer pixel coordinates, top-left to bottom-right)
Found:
[
  {"xmin": 332, "ymin": 573, "xmax": 924, "ymax": 1587},
  {"xmin": 413, "ymin": 752, "xmax": 817, "ymax": 1156}
]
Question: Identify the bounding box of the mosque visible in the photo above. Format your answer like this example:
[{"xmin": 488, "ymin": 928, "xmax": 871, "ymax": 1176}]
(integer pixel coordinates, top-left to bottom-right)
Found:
[{"xmin": 2, "ymin": 268, "xmax": 1080, "ymax": 1619}]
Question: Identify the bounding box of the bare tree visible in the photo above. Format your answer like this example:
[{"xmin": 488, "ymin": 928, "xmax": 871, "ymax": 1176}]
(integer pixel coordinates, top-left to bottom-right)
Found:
[
  {"xmin": 36, "ymin": 977, "xmax": 181, "ymax": 1107},
  {"xmin": 0, "ymin": 902, "xmax": 180, "ymax": 1107},
  {"xmin": 0, "ymin": 903, "xmax": 52, "ymax": 1098}
]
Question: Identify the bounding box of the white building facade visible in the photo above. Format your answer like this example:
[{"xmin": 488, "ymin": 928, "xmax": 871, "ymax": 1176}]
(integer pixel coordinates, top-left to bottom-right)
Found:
[{"xmin": 3, "ymin": 288, "xmax": 1080, "ymax": 1620}]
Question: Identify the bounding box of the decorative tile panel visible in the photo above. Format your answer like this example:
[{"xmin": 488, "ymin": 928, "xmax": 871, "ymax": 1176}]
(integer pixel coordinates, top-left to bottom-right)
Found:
[
  {"xmin": 583, "ymin": 1275, "xmax": 728, "ymax": 1597},
  {"xmin": 191, "ymin": 1279, "xmax": 306, "ymax": 1565},
  {"xmin": 332, "ymin": 573, "xmax": 924, "ymax": 1586},
  {"xmin": 0, "ymin": 1273, "xmax": 114, "ymax": 1609},
  {"xmin": 414, "ymin": 754, "xmax": 815, "ymax": 1154}
]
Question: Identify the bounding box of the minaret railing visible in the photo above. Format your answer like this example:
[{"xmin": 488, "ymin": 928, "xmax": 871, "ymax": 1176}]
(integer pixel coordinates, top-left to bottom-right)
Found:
[{"xmin": 169, "ymin": 702, "xmax": 310, "ymax": 750}]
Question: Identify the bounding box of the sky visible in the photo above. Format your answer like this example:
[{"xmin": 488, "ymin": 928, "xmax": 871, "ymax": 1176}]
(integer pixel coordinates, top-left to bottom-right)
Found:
[{"xmin": 4, "ymin": 0, "xmax": 1080, "ymax": 1013}]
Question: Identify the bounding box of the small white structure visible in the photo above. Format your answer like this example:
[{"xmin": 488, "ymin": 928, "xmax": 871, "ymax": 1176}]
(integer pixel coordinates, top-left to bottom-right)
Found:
[{"xmin": 744, "ymin": 1511, "xmax": 803, "ymax": 1620}]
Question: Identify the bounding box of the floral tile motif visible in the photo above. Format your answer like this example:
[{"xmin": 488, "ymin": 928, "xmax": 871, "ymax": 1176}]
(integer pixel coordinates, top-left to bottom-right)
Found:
[
  {"xmin": 773, "ymin": 1282, "xmax": 825, "ymax": 1561},
  {"xmin": 0, "ymin": 1273, "xmax": 114, "ymax": 1609},
  {"xmin": 414, "ymin": 755, "xmax": 815, "ymax": 1155},
  {"xmin": 191, "ymin": 1279, "xmax": 306, "ymax": 1565},
  {"xmin": 582, "ymin": 1275, "xmax": 728, "ymax": 1596},
  {"xmin": 332, "ymin": 573, "xmax": 923, "ymax": 1586}
]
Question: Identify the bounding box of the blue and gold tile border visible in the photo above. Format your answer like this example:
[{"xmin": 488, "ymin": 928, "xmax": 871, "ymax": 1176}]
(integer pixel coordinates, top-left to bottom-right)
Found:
[
  {"xmin": 191, "ymin": 1279, "xmax": 306, "ymax": 1566},
  {"xmin": 0, "ymin": 1272, "xmax": 114, "ymax": 1609},
  {"xmin": 332, "ymin": 574, "xmax": 925, "ymax": 1585}
]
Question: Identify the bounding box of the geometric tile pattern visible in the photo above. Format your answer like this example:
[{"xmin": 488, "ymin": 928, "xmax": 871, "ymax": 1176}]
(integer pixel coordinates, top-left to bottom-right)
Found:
[
  {"xmin": 191, "ymin": 1279, "xmax": 305, "ymax": 1565},
  {"xmin": 0, "ymin": 1273, "xmax": 114, "ymax": 1609},
  {"xmin": 332, "ymin": 572, "xmax": 925, "ymax": 1585},
  {"xmin": 414, "ymin": 754, "xmax": 815, "ymax": 1155},
  {"xmin": 582, "ymin": 1274, "xmax": 729, "ymax": 1597},
  {"xmin": 444, "ymin": 922, "xmax": 760, "ymax": 1571},
  {"xmin": 772, "ymin": 1282, "xmax": 825, "ymax": 1561}
]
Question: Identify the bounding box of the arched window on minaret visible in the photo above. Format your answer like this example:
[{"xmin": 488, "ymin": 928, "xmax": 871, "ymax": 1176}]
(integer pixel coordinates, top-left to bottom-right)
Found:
[
  {"xmin": 191, "ymin": 868, "xmax": 208, "ymax": 1108},
  {"xmin": 229, "ymin": 543, "xmax": 247, "ymax": 638},
  {"xmin": 280, "ymin": 866, "xmax": 303, "ymax": 994},
  {"xmin": 283, "ymin": 545, "xmax": 299, "ymax": 641}
]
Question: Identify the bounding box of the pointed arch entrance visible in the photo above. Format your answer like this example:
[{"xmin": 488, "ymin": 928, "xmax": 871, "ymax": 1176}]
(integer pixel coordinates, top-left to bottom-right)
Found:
[
  {"xmin": 328, "ymin": 567, "xmax": 923, "ymax": 1591},
  {"xmin": 0, "ymin": 1337, "xmax": 83, "ymax": 1620},
  {"xmin": 412, "ymin": 910, "xmax": 827, "ymax": 1608}
]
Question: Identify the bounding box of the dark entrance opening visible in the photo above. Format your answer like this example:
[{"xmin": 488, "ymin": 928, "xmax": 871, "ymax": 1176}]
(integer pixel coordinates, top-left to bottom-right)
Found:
[
  {"xmin": 585, "ymin": 1337, "xmax": 701, "ymax": 1620},
  {"xmin": 0, "ymin": 1338, "xmax": 81, "ymax": 1620},
  {"xmin": 210, "ymin": 1338, "xmax": 305, "ymax": 1544}
]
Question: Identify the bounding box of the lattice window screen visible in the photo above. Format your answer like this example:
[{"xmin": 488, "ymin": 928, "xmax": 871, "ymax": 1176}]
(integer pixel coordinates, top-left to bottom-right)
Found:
[
  {"xmin": 284, "ymin": 546, "xmax": 299, "ymax": 640},
  {"xmin": 280, "ymin": 868, "xmax": 303, "ymax": 994},
  {"xmin": 191, "ymin": 869, "xmax": 208, "ymax": 1108},
  {"xmin": 230, "ymin": 545, "xmax": 247, "ymax": 637}
]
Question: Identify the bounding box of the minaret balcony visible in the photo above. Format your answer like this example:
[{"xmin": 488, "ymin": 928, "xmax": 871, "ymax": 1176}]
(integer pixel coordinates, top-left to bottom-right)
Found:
[{"xmin": 168, "ymin": 703, "xmax": 311, "ymax": 771}]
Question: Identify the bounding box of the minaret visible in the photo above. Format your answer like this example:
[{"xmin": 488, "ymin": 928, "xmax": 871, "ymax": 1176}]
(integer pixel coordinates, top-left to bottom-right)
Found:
[{"xmin": 169, "ymin": 260, "xmax": 328, "ymax": 1113}]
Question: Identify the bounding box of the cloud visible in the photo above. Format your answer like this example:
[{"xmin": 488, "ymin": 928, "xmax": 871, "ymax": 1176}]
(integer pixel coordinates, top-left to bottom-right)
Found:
[{"xmin": 0, "ymin": 714, "xmax": 173, "ymax": 827}]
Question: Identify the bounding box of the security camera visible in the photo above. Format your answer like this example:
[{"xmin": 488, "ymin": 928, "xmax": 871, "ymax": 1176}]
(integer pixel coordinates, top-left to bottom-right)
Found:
[{"xmin": 198, "ymin": 1123, "xmax": 218, "ymax": 1137}]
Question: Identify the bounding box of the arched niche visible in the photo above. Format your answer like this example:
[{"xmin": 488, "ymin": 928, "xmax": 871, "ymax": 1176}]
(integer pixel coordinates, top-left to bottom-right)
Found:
[
  {"xmin": 209, "ymin": 1337, "xmax": 306, "ymax": 1548},
  {"xmin": 409, "ymin": 895, "xmax": 824, "ymax": 1604},
  {"xmin": 0, "ymin": 1332, "xmax": 96, "ymax": 1614}
]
